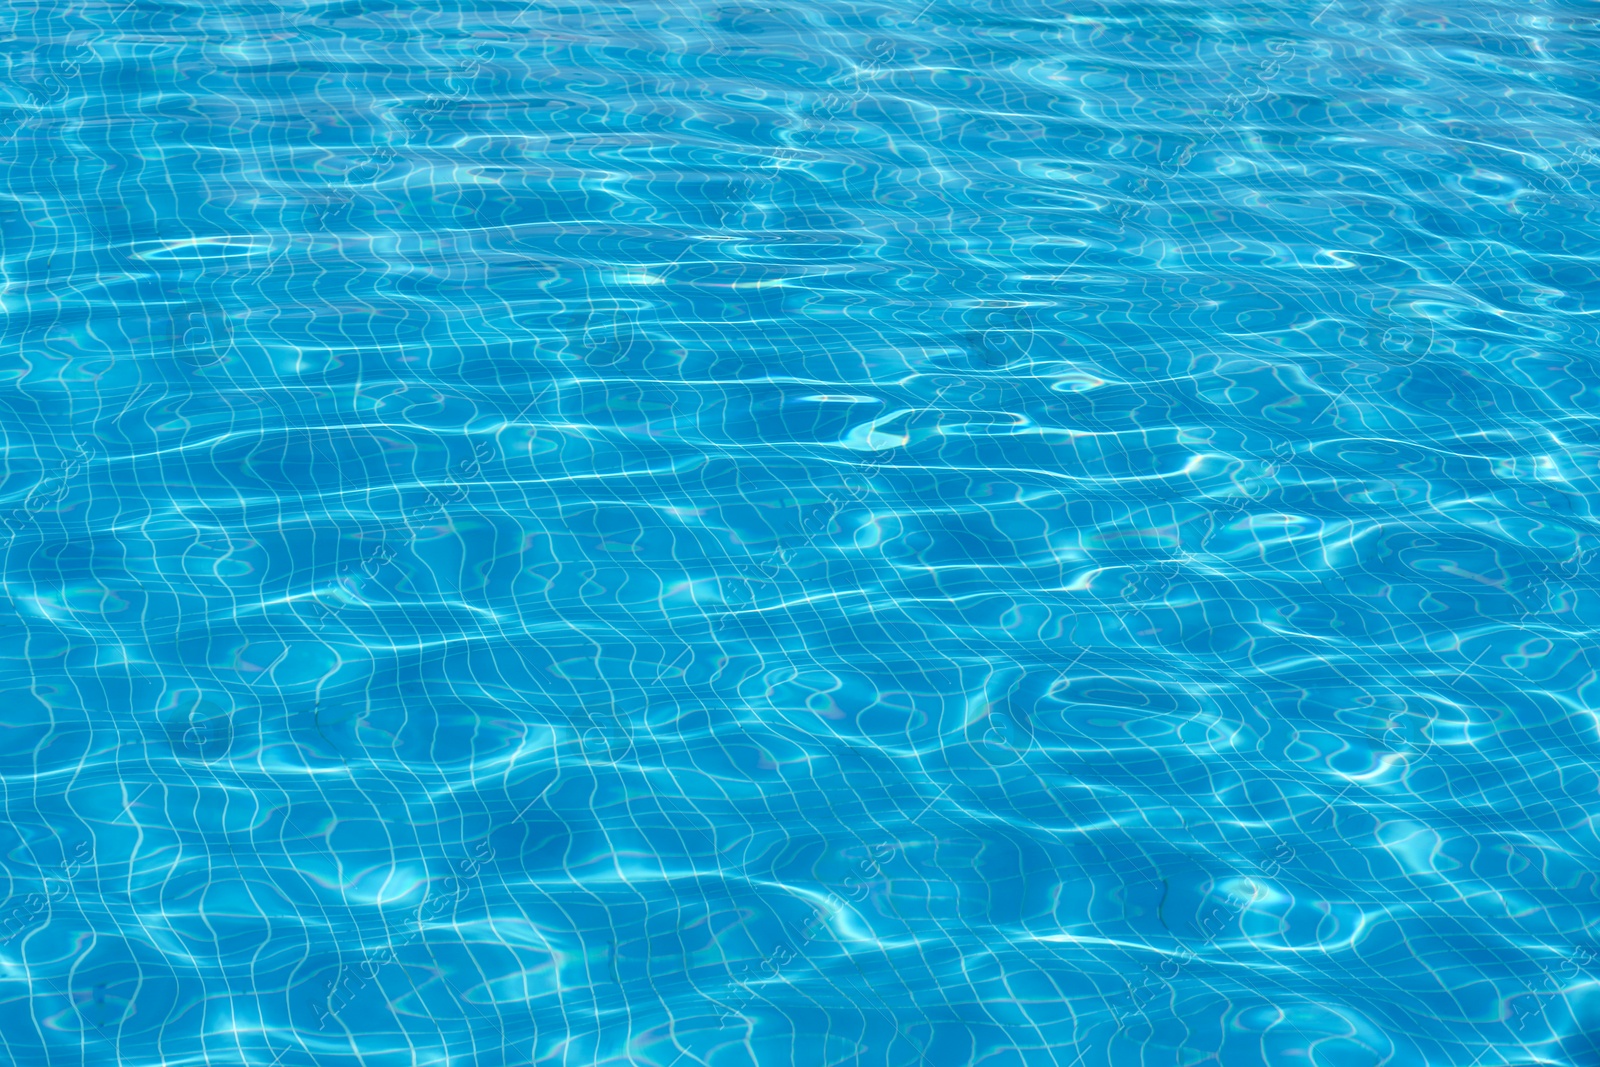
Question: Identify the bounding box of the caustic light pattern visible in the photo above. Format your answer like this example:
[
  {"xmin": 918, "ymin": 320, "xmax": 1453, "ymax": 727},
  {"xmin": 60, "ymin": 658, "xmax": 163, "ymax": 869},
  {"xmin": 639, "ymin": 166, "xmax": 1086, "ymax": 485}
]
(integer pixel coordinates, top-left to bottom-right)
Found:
[{"xmin": 0, "ymin": 1, "xmax": 1598, "ymax": 1066}]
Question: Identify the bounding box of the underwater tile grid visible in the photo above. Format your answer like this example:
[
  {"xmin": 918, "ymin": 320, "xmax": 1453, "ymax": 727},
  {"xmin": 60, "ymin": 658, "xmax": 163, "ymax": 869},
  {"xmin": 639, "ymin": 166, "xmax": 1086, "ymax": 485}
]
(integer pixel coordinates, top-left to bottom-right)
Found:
[{"xmin": 0, "ymin": 0, "xmax": 1597, "ymax": 1065}]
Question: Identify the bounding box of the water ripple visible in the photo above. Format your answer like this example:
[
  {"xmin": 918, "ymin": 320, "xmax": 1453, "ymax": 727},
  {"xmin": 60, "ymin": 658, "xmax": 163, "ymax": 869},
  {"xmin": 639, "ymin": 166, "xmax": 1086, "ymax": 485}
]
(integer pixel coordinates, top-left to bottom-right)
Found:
[{"xmin": 1, "ymin": 0, "xmax": 1598, "ymax": 1065}]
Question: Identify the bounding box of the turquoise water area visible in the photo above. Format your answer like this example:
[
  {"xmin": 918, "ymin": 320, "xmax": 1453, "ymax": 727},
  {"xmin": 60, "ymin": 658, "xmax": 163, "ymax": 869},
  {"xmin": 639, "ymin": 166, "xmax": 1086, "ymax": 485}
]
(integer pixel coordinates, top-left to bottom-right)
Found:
[{"xmin": 1, "ymin": 1, "xmax": 1599, "ymax": 1065}]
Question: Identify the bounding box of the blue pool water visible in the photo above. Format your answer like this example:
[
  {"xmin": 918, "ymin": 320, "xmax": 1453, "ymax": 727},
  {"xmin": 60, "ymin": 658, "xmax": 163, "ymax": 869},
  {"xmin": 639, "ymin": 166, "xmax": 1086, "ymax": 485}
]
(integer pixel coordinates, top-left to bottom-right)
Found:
[{"xmin": 2, "ymin": 1, "xmax": 1599, "ymax": 1064}]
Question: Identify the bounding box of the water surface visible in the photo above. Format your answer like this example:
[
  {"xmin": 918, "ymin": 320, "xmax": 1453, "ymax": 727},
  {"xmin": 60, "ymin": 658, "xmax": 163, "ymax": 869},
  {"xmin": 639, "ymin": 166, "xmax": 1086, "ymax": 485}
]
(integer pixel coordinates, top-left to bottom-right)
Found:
[{"xmin": 1, "ymin": 1, "xmax": 1599, "ymax": 1065}]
